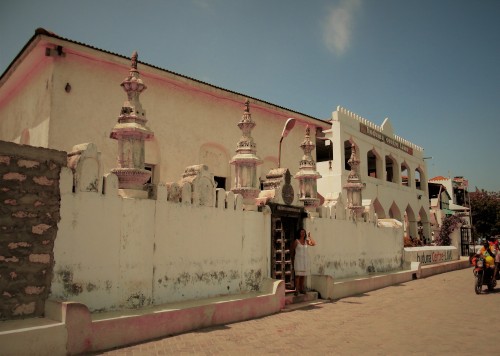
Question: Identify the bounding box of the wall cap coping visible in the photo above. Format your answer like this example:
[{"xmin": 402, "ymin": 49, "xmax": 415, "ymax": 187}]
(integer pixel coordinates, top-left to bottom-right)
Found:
[{"xmin": 0, "ymin": 140, "xmax": 67, "ymax": 165}]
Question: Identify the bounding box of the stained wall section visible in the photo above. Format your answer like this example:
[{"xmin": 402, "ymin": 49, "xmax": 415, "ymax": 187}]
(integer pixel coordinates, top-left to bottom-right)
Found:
[{"xmin": 52, "ymin": 163, "xmax": 270, "ymax": 312}]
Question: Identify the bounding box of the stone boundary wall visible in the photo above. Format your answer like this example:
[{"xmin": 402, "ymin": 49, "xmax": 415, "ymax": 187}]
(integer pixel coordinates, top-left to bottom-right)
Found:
[
  {"xmin": 51, "ymin": 143, "xmax": 403, "ymax": 313},
  {"xmin": 0, "ymin": 141, "xmax": 404, "ymax": 316},
  {"xmin": 0, "ymin": 140, "xmax": 67, "ymax": 320}
]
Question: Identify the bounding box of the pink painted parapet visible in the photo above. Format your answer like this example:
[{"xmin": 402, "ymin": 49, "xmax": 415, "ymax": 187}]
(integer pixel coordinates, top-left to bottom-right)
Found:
[{"xmin": 60, "ymin": 278, "xmax": 284, "ymax": 355}]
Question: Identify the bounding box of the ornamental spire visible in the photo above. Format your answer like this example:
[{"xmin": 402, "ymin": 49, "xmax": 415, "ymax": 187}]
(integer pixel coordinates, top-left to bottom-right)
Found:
[
  {"xmin": 110, "ymin": 51, "xmax": 154, "ymax": 197},
  {"xmin": 294, "ymin": 125, "xmax": 321, "ymax": 211},
  {"xmin": 131, "ymin": 51, "xmax": 138, "ymax": 70},
  {"xmin": 236, "ymin": 99, "xmax": 257, "ymax": 154},
  {"xmin": 230, "ymin": 99, "xmax": 262, "ymax": 208},
  {"xmin": 343, "ymin": 143, "xmax": 365, "ymax": 220}
]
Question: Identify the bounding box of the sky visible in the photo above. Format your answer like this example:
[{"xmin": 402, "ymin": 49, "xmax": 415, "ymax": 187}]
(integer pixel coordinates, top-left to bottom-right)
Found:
[{"xmin": 1, "ymin": 0, "xmax": 499, "ymax": 192}]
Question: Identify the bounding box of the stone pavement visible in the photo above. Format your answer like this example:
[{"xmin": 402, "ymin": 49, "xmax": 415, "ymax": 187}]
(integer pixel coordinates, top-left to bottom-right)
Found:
[{"xmin": 98, "ymin": 267, "xmax": 498, "ymax": 355}]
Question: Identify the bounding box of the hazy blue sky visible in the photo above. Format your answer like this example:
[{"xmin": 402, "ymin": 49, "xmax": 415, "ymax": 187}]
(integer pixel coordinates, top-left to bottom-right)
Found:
[{"xmin": 1, "ymin": 0, "xmax": 499, "ymax": 191}]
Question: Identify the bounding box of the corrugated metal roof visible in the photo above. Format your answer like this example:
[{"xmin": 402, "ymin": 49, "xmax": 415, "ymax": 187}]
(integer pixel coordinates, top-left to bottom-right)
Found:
[{"xmin": 429, "ymin": 176, "xmax": 448, "ymax": 181}]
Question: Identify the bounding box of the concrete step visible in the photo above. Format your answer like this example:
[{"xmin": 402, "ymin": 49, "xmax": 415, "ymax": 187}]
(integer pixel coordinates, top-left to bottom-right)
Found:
[{"xmin": 284, "ymin": 290, "xmax": 318, "ymax": 306}]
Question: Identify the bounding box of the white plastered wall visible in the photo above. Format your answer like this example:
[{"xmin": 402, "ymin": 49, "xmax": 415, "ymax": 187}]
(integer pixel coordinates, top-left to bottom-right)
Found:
[
  {"xmin": 52, "ymin": 157, "xmax": 404, "ymax": 312},
  {"xmin": 305, "ymin": 217, "xmax": 403, "ymax": 279},
  {"xmin": 53, "ymin": 167, "xmax": 270, "ymax": 311}
]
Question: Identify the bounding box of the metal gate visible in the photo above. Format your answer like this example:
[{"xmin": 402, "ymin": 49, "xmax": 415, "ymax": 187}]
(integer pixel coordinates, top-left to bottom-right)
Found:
[{"xmin": 460, "ymin": 227, "xmax": 472, "ymax": 256}]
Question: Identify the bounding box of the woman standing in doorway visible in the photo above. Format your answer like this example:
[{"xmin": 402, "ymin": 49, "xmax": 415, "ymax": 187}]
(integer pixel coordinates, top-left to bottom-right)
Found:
[{"xmin": 291, "ymin": 228, "xmax": 316, "ymax": 295}]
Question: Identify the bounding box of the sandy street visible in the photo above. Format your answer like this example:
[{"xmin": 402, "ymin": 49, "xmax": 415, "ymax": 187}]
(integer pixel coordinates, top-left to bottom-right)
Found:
[{"xmin": 100, "ymin": 267, "xmax": 497, "ymax": 355}]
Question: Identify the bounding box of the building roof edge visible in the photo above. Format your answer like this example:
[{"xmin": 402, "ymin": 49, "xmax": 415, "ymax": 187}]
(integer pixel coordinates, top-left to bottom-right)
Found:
[{"xmin": 1, "ymin": 28, "xmax": 329, "ymax": 127}]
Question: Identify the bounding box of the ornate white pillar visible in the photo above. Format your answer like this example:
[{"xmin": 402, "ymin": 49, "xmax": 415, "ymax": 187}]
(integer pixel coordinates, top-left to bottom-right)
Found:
[
  {"xmin": 344, "ymin": 143, "xmax": 365, "ymax": 220},
  {"xmin": 110, "ymin": 51, "xmax": 154, "ymax": 197},
  {"xmin": 230, "ymin": 100, "xmax": 262, "ymax": 208},
  {"xmin": 294, "ymin": 126, "xmax": 321, "ymax": 211}
]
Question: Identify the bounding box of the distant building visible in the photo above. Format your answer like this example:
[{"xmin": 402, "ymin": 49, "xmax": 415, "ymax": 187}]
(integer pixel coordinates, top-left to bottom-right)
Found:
[
  {"xmin": 429, "ymin": 176, "xmax": 471, "ymax": 222},
  {"xmin": 317, "ymin": 108, "xmax": 431, "ymax": 240},
  {"xmin": 428, "ymin": 175, "xmax": 472, "ymax": 252}
]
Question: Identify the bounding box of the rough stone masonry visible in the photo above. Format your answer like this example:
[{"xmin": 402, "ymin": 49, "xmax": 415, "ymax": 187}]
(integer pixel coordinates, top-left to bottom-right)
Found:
[{"xmin": 0, "ymin": 140, "xmax": 67, "ymax": 320}]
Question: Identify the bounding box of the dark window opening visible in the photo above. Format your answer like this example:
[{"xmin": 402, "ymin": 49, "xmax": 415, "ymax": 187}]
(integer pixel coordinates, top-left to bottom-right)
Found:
[
  {"xmin": 415, "ymin": 169, "xmax": 422, "ymax": 190},
  {"xmin": 401, "ymin": 163, "xmax": 410, "ymax": 187},
  {"xmin": 367, "ymin": 150, "xmax": 377, "ymax": 178},
  {"xmin": 214, "ymin": 176, "xmax": 226, "ymax": 190},
  {"xmin": 145, "ymin": 164, "xmax": 154, "ymax": 184},
  {"xmin": 344, "ymin": 141, "xmax": 352, "ymax": 170},
  {"xmin": 385, "ymin": 157, "xmax": 394, "ymax": 182},
  {"xmin": 401, "ymin": 164, "xmax": 409, "ymax": 186},
  {"xmin": 316, "ymin": 137, "xmax": 332, "ymax": 163}
]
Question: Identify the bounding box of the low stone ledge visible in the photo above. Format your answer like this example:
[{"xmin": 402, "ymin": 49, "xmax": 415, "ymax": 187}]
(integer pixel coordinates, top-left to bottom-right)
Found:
[
  {"xmin": 0, "ymin": 278, "xmax": 284, "ymax": 355},
  {"xmin": 311, "ymin": 274, "xmax": 334, "ymax": 300},
  {"xmin": 420, "ymin": 257, "xmax": 470, "ymax": 278},
  {"xmin": 332, "ymin": 268, "xmax": 417, "ymax": 300},
  {"xmin": 81, "ymin": 279, "xmax": 284, "ymax": 354},
  {"xmin": 0, "ymin": 317, "xmax": 66, "ymax": 356},
  {"xmin": 331, "ymin": 258, "xmax": 469, "ymax": 300}
]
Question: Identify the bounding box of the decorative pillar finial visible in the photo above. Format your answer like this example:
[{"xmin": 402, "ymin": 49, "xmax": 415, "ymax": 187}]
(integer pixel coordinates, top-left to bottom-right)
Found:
[
  {"xmin": 230, "ymin": 99, "xmax": 262, "ymax": 207},
  {"xmin": 294, "ymin": 125, "xmax": 322, "ymax": 211},
  {"xmin": 110, "ymin": 51, "xmax": 154, "ymax": 194},
  {"xmin": 131, "ymin": 51, "xmax": 138, "ymax": 70}
]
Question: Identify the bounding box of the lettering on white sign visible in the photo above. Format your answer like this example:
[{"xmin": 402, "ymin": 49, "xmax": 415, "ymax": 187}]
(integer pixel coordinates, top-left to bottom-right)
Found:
[
  {"xmin": 360, "ymin": 123, "xmax": 413, "ymax": 155},
  {"xmin": 416, "ymin": 250, "xmax": 453, "ymax": 265}
]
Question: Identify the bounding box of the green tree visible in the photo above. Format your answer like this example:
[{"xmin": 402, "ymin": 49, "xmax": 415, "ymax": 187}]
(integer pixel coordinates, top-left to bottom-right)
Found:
[{"xmin": 469, "ymin": 189, "xmax": 500, "ymax": 240}]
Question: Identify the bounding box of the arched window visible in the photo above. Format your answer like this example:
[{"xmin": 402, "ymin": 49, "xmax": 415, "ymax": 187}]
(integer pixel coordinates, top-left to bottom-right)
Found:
[
  {"xmin": 401, "ymin": 162, "xmax": 409, "ymax": 187},
  {"xmin": 418, "ymin": 207, "xmax": 431, "ymax": 243},
  {"xmin": 385, "ymin": 155, "xmax": 397, "ymax": 183},
  {"xmin": 415, "ymin": 168, "xmax": 423, "ymax": 190},
  {"xmin": 404, "ymin": 205, "xmax": 417, "ymax": 239},
  {"xmin": 367, "ymin": 149, "xmax": 380, "ymax": 178}
]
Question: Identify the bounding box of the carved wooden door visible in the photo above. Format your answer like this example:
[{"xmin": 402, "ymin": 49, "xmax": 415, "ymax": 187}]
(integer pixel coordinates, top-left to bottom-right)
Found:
[{"xmin": 271, "ymin": 217, "xmax": 295, "ymax": 290}]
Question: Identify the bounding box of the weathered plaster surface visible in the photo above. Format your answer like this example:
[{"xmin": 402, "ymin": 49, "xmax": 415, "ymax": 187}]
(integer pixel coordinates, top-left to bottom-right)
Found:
[
  {"xmin": 305, "ymin": 217, "xmax": 404, "ymax": 280},
  {"xmin": 50, "ymin": 155, "xmax": 405, "ymax": 313},
  {"xmin": 52, "ymin": 162, "xmax": 269, "ymax": 311}
]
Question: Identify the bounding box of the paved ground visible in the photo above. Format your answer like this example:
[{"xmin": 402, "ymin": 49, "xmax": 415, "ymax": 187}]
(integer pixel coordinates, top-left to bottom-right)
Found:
[{"xmin": 98, "ymin": 267, "xmax": 498, "ymax": 355}]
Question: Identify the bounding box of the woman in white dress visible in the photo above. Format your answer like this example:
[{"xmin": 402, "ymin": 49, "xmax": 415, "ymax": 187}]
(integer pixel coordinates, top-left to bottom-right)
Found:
[{"xmin": 291, "ymin": 228, "xmax": 316, "ymax": 295}]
